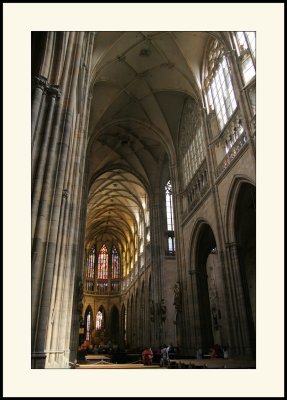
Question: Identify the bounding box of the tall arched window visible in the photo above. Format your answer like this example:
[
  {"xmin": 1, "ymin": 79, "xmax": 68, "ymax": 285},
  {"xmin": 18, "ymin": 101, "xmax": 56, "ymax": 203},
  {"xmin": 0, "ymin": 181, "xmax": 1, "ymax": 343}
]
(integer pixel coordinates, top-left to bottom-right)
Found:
[
  {"xmin": 86, "ymin": 311, "xmax": 91, "ymax": 341},
  {"xmin": 97, "ymin": 244, "xmax": 108, "ymax": 279},
  {"xmin": 111, "ymin": 245, "xmax": 120, "ymax": 279},
  {"xmin": 86, "ymin": 247, "xmax": 95, "ymax": 291},
  {"xmin": 165, "ymin": 180, "xmax": 176, "ymax": 256},
  {"xmin": 234, "ymin": 31, "xmax": 256, "ymax": 84},
  {"xmin": 180, "ymin": 98, "xmax": 206, "ymax": 188},
  {"xmin": 205, "ymin": 40, "xmax": 237, "ymax": 130},
  {"xmin": 96, "ymin": 311, "xmax": 103, "ymax": 331},
  {"xmin": 111, "ymin": 245, "xmax": 120, "ymax": 293}
]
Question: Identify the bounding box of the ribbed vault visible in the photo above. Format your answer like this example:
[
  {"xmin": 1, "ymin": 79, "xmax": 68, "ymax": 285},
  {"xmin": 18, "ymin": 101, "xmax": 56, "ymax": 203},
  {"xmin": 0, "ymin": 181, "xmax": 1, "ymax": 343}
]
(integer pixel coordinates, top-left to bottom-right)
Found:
[
  {"xmin": 86, "ymin": 169, "xmax": 148, "ymax": 253},
  {"xmin": 85, "ymin": 31, "xmax": 218, "ymax": 259}
]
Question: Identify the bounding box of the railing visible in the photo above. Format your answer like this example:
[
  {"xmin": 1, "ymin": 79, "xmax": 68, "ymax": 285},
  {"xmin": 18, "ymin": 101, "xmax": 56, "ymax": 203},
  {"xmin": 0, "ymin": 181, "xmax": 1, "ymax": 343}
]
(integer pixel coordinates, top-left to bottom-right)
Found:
[
  {"xmin": 184, "ymin": 160, "xmax": 210, "ymax": 215},
  {"xmin": 215, "ymin": 133, "xmax": 248, "ymax": 177},
  {"xmin": 85, "ymin": 280, "xmax": 94, "ymax": 292}
]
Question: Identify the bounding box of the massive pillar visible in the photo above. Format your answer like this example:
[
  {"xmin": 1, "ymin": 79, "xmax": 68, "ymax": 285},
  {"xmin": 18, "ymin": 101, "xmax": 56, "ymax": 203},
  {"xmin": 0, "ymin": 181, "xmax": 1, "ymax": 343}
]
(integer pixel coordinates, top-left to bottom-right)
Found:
[
  {"xmin": 169, "ymin": 163, "xmax": 188, "ymax": 352},
  {"xmin": 31, "ymin": 32, "xmax": 94, "ymax": 368},
  {"xmin": 149, "ymin": 193, "xmax": 165, "ymax": 346}
]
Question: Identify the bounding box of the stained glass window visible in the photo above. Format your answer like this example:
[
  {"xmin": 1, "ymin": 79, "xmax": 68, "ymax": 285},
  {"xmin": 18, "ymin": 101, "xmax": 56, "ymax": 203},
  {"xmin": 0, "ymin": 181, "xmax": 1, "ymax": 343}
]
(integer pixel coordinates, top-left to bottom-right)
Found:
[
  {"xmin": 86, "ymin": 247, "xmax": 95, "ymax": 291},
  {"xmin": 96, "ymin": 311, "xmax": 103, "ymax": 330},
  {"xmin": 87, "ymin": 248, "xmax": 95, "ymax": 278},
  {"xmin": 111, "ymin": 245, "xmax": 120, "ymax": 279},
  {"xmin": 97, "ymin": 244, "xmax": 108, "ymax": 279},
  {"xmin": 86, "ymin": 312, "xmax": 91, "ymax": 341}
]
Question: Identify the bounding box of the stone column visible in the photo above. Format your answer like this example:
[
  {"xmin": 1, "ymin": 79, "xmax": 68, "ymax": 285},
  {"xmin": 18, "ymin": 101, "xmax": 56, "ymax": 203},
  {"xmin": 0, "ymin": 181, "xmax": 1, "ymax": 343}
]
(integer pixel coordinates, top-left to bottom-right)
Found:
[
  {"xmin": 31, "ymin": 32, "xmax": 85, "ymax": 367},
  {"xmin": 169, "ymin": 162, "xmax": 190, "ymax": 352},
  {"xmin": 187, "ymin": 268, "xmax": 202, "ymax": 351},
  {"xmin": 32, "ymin": 85, "xmax": 61, "ymax": 238},
  {"xmin": 31, "ymin": 75, "xmax": 47, "ymax": 143},
  {"xmin": 32, "ymin": 32, "xmax": 55, "ymax": 138},
  {"xmin": 127, "ymin": 299, "xmax": 132, "ymax": 348},
  {"xmin": 48, "ymin": 33, "xmax": 93, "ymax": 368},
  {"xmin": 149, "ymin": 197, "xmax": 164, "ymax": 346}
]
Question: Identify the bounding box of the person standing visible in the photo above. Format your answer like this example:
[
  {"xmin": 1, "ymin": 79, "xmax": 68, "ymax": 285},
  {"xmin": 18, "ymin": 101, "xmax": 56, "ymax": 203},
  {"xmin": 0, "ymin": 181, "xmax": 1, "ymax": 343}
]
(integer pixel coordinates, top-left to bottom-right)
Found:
[
  {"xmin": 161, "ymin": 344, "xmax": 168, "ymax": 367},
  {"xmin": 142, "ymin": 347, "xmax": 153, "ymax": 365}
]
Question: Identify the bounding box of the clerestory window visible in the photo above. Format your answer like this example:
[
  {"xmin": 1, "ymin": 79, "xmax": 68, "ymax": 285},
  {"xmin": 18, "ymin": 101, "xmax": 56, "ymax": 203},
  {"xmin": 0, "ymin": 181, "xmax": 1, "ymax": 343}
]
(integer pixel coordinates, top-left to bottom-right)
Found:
[
  {"xmin": 205, "ymin": 40, "xmax": 237, "ymax": 130},
  {"xmin": 85, "ymin": 247, "xmax": 95, "ymax": 291},
  {"xmin": 180, "ymin": 98, "xmax": 205, "ymax": 188},
  {"xmin": 165, "ymin": 180, "xmax": 176, "ymax": 256},
  {"xmin": 234, "ymin": 31, "xmax": 256, "ymax": 84},
  {"xmin": 97, "ymin": 244, "xmax": 108, "ymax": 279}
]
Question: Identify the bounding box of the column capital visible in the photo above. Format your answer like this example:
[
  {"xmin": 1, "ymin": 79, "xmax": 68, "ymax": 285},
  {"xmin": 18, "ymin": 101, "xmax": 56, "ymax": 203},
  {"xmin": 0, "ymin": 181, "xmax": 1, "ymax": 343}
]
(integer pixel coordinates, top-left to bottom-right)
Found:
[
  {"xmin": 46, "ymin": 84, "xmax": 61, "ymax": 99},
  {"xmin": 33, "ymin": 74, "xmax": 47, "ymax": 91}
]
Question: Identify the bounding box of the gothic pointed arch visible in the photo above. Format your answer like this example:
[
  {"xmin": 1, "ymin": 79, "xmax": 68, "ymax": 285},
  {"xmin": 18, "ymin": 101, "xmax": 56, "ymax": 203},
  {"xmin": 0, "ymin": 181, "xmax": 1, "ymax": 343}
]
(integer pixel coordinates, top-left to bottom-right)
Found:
[
  {"xmin": 84, "ymin": 305, "xmax": 94, "ymax": 342},
  {"xmin": 190, "ymin": 220, "xmax": 221, "ymax": 353},
  {"xmin": 109, "ymin": 305, "xmax": 120, "ymax": 344},
  {"xmin": 225, "ymin": 175, "xmax": 256, "ymax": 243},
  {"xmin": 121, "ymin": 303, "xmax": 127, "ymax": 346},
  {"xmin": 93, "ymin": 305, "xmax": 107, "ymax": 345},
  {"xmin": 226, "ymin": 178, "xmax": 256, "ymax": 356}
]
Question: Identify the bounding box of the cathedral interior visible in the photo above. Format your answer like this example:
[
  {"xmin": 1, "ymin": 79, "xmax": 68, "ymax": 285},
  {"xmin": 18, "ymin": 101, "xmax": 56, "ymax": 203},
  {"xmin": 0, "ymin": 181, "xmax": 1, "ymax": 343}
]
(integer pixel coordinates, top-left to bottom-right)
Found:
[{"xmin": 31, "ymin": 31, "xmax": 256, "ymax": 369}]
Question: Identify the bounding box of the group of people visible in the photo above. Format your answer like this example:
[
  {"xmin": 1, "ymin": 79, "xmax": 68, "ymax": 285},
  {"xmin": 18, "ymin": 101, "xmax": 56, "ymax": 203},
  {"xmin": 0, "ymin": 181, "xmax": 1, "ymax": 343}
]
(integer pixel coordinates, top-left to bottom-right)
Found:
[
  {"xmin": 210, "ymin": 344, "xmax": 229, "ymax": 359},
  {"xmin": 195, "ymin": 344, "xmax": 229, "ymax": 359},
  {"xmin": 142, "ymin": 344, "xmax": 177, "ymax": 366},
  {"xmin": 78, "ymin": 340, "xmax": 120, "ymax": 356}
]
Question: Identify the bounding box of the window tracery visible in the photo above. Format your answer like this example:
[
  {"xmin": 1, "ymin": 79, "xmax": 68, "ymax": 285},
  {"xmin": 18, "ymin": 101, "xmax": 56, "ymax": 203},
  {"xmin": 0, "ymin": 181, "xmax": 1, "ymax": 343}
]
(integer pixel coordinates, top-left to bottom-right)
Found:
[
  {"xmin": 165, "ymin": 180, "xmax": 176, "ymax": 256},
  {"xmin": 205, "ymin": 40, "xmax": 237, "ymax": 130},
  {"xmin": 97, "ymin": 244, "xmax": 108, "ymax": 279},
  {"xmin": 111, "ymin": 245, "xmax": 120, "ymax": 279},
  {"xmin": 180, "ymin": 98, "xmax": 205, "ymax": 188},
  {"xmin": 234, "ymin": 31, "xmax": 256, "ymax": 84},
  {"xmin": 85, "ymin": 247, "xmax": 95, "ymax": 291}
]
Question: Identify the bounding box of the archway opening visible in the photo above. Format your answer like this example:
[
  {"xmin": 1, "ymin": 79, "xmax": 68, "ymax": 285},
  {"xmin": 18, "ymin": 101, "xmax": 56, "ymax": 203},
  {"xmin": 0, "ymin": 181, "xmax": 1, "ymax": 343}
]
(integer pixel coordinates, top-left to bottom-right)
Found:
[
  {"xmin": 94, "ymin": 305, "xmax": 106, "ymax": 346},
  {"xmin": 234, "ymin": 182, "xmax": 256, "ymax": 355},
  {"xmin": 195, "ymin": 224, "xmax": 218, "ymax": 353},
  {"xmin": 110, "ymin": 305, "xmax": 120, "ymax": 345}
]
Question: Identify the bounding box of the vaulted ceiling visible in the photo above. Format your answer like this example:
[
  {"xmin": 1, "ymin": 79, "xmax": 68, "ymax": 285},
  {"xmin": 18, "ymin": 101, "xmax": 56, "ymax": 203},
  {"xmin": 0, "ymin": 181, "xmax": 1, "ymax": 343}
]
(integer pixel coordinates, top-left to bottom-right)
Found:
[{"xmin": 85, "ymin": 31, "xmax": 217, "ymax": 252}]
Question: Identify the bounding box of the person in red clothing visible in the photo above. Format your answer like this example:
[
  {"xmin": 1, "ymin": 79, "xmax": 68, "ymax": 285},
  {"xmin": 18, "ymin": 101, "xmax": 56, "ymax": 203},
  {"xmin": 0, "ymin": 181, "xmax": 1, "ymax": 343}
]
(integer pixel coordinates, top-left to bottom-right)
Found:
[
  {"xmin": 142, "ymin": 347, "xmax": 153, "ymax": 365},
  {"xmin": 210, "ymin": 344, "xmax": 223, "ymax": 358}
]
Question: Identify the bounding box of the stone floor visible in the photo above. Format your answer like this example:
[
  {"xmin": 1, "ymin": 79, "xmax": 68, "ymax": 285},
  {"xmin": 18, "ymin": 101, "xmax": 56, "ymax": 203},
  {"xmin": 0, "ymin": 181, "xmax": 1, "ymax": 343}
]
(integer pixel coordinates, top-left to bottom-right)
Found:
[
  {"xmin": 168, "ymin": 358, "xmax": 256, "ymax": 369},
  {"xmin": 75, "ymin": 358, "xmax": 255, "ymax": 369}
]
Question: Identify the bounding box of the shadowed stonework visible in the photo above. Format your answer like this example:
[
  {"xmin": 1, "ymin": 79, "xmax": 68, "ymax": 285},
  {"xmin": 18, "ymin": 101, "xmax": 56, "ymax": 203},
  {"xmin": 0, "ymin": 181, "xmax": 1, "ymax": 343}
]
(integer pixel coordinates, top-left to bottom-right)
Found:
[{"xmin": 31, "ymin": 31, "xmax": 256, "ymax": 369}]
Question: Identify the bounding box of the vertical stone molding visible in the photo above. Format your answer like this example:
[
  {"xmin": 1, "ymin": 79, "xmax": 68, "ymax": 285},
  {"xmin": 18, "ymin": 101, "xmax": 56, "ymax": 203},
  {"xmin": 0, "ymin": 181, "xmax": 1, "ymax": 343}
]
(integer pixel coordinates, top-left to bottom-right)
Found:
[
  {"xmin": 32, "ymin": 32, "xmax": 86, "ymax": 368},
  {"xmin": 32, "ymin": 75, "xmax": 47, "ymax": 139},
  {"xmin": 225, "ymin": 242, "xmax": 253, "ymax": 357}
]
